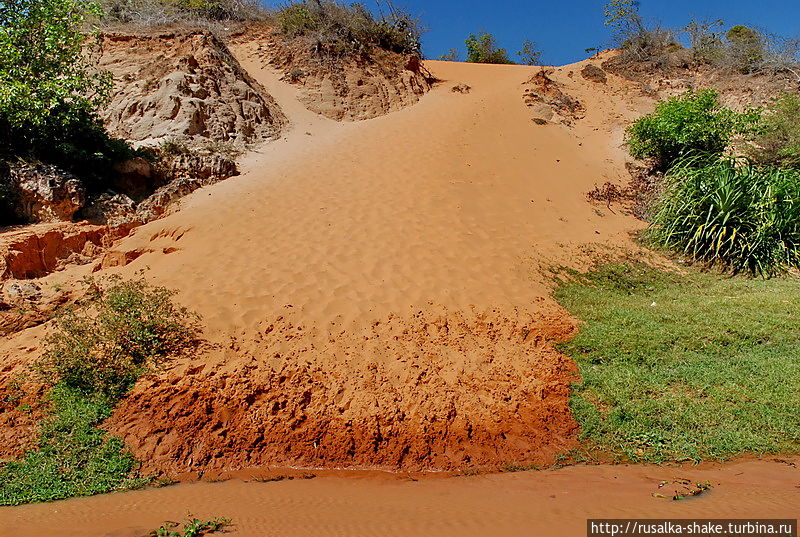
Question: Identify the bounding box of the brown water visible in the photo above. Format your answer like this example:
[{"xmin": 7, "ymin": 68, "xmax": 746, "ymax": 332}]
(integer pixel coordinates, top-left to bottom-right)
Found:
[{"xmin": 1, "ymin": 458, "xmax": 797, "ymax": 537}]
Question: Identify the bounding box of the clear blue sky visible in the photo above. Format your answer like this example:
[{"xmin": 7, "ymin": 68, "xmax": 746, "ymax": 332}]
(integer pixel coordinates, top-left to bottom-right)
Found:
[{"xmin": 264, "ymin": 1, "xmax": 800, "ymax": 65}]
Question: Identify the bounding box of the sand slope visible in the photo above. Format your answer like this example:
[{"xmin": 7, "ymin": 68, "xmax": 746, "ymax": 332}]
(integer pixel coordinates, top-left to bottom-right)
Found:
[
  {"xmin": 94, "ymin": 56, "xmax": 656, "ymax": 474},
  {"xmin": 4, "ymin": 55, "xmax": 656, "ymax": 474}
]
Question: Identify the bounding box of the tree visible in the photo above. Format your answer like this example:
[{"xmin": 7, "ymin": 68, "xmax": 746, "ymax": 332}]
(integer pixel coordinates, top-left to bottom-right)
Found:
[
  {"xmin": 0, "ymin": 0, "xmax": 110, "ymax": 130},
  {"xmin": 465, "ymin": 32, "xmax": 514, "ymax": 64},
  {"xmin": 725, "ymin": 25, "xmax": 764, "ymax": 73},
  {"xmin": 0, "ymin": 0, "xmax": 135, "ymax": 204},
  {"xmin": 517, "ymin": 40, "xmax": 542, "ymax": 66},
  {"xmin": 603, "ymin": 0, "xmax": 644, "ymax": 44}
]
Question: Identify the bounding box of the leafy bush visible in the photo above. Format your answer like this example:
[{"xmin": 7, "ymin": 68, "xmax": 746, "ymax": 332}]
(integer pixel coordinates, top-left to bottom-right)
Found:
[
  {"xmin": 37, "ymin": 278, "xmax": 200, "ymax": 401},
  {"xmin": 273, "ymin": 1, "xmax": 422, "ymax": 57},
  {"xmin": 647, "ymin": 156, "xmax": 800, "ymax": 275},
  {"xmin": 0, "ymin": 279, "xmax": 199, "ymax": 505},
  {"xmin": 465, "ymin": 32, "xmax": 514, "ymax": 64},
  {"xmin": 626, "ymin": 89, "xmax": 759, "ymax": 168},
  {"xmin": 0, "ymin": 0, "xmax": 141, "ymax": 193},
  {"xmin": 0, "ymin": 0, "xmax": 109, "ymax": 130},
  {"xmin": 747, "ymin": 93, "xmax": 800, "ymax": 169},
  {"xmin": 0, "ymin": 385, "xmax": 146, "ymax": 505}
]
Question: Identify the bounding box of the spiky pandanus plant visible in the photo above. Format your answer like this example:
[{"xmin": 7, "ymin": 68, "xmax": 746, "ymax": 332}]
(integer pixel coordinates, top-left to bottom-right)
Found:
[{"xmin": 647, "ymin": 155, "xmax": 800, "ymax": 276}]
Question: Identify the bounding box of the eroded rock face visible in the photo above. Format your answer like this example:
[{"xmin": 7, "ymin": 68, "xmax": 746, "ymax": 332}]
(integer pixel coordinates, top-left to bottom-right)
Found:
[
  {"xmin": 99, "ymin": 30, "xmax": 286, "ymax": 148},
  {"xmin": 523, "ymin": 70, "xmax": 586, "ymax": 126},
  {"xmin": 232, "ymin": 29, "xmax": 433, "ymax": 122},
  {"xmin": 8, "ymin": 164, "xmax": 86, "ymax": 223},
  {"xmin": 0, "ymin": 222, "xmax": 109, "ymax": 280},
  {"xmin": 81, "ymin": 192, "xmax": 138, "ymax": 226}
]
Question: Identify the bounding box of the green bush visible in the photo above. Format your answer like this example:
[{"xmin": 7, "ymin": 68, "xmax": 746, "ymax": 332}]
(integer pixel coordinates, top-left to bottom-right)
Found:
[
  {"xmin": 0, "ymin": 279, "xmax": 199, "ymax": 505},
  {"xmin": 725, "ymin": 25, "xmax": 764, "ymax": 73},
  {"xmin": 0, "ymin": 385, "xmax": 146, "ymax": 506},
  {"xmin": 0, "ymin": 0, "xmax": 109, "ymax": 130},
  {"xmin": 274, "ymin": 1, "xmax": 422, "ymax": 57},
  {"xmin": 0, "ymin": 0, "xmax": 141, "ymax": 193},
  {"xmin": 626, "ymin": 89, "xmax": 759, "ymax": 168},
  {"xmin": 37, "ymin": 278, "xmax": 200, "ymax": 401},
  {"xmin": 647, "ymin": 156, "xmax": 800, "ymax": 275},
  {"xmin": 465, "ymin": 32, "xmax": 514, "ymax": 64},
  {"xmin": 747, "ymin": 93, "xmax": 800, "ymax": 169}
]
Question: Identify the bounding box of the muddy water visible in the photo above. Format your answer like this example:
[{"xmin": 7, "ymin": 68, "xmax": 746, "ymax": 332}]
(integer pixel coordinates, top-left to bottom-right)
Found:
[{"xmin": 1, "ymin": 458, "xmax": 797, "ymax": 537}]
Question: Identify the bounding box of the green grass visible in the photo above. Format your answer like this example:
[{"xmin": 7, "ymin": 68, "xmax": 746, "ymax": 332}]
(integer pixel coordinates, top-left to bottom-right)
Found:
[
  {"xmin": 554, "ymin": 262, "xmax": 800, "ymax": 463},
  {"xmin": 0, "ymin": 385, "xmax": 147, "ymax": 506}
]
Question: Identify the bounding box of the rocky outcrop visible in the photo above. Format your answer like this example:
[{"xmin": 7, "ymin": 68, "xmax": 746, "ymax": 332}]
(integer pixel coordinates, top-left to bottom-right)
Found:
[
  {"xmin": 232, "ymin": 28, "xmax": 433, "ymax": 122},
  {"xmin": 523, "ymin": 70, "xmax": 586, "ymax": 126},
  {"xmin": 581, "ymin": 64, "xmax": 607, "ymax": 84},
  {"xmin": 136, "ymin": 153, "xmax": 238, "ymax": 222},
  {"xmin": 0, "ymin": 222, "xmax": 132, "ymax": 281},
  {"xmin": 7, "ymin": 163, "xmax": 86, "ymax": 222},
  {"xmin": 99, "ymin": 30, "xmax": 286, "ymax": 148}
]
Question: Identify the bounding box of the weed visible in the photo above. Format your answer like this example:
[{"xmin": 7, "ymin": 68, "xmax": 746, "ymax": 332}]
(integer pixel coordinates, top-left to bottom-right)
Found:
[
  {"xmin": 0, "ymin": 385, "xmax": 147, "ymax": 505},
  {"xmin": 148, "ymin": 515, "xmax": 232, "ymax": 537}
]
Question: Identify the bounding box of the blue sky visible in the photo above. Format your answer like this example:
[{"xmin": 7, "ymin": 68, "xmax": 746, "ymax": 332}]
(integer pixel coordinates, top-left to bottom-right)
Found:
[{"xmin": 264, "ymin": 1, "xmax": 800, "ymax": 65}]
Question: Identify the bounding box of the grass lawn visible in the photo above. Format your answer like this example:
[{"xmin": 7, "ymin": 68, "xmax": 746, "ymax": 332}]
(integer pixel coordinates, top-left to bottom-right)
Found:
[{"xmin": 554, "ymin": 263, "xmax": 800, "ymax": 463}]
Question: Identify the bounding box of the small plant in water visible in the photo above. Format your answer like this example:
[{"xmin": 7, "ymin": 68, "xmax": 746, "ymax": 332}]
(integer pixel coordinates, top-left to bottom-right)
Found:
[{"xmin": 148, "ymin": 516, "xmax": 232, "ymax": 537}]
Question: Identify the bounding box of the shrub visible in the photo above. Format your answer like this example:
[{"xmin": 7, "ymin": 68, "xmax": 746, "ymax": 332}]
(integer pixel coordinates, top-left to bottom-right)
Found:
[
  {"xmin": 36, "ymin": 278, "xmax": 200, "ymax": 401},
  {"xmin": 747, "ymin": 93, "xmax": 800, "ymax": 169},
  {"xmin": 626, "ymin": 89, "xmax": 759, "ymax": 168},
  {"xmin": 725, "ymin": 25, "xmax": 764, "ymax": 73},
  {"xmin": 0, "ymin": 0, "xmax": 109, "ymax": 130},
  {"xmin": 0, "ymin": 385, "xmax": 146, "ymax": 505},
  {"xmin": 465, "ymin": 32, "xmax": 514, "ymax": 64},
  {"xmin": 647, "ymin": 156, "xmax": 800, "ymax": 275},
  {"xmin": 438, "ymin": 48, "xmax": 460, "ymax": 62},
  {"xmin": 0, "ymin": 0, "xmax": 141, "ymax": 192},
  {"xmin": 101, "ymin": 0, "xmax": 265, "ymax": 24},
  {"xmin": 273, "ymin": 1, "xmax": 422, "ymax": 57},
  {"xmin": 148, "ymin": 516, "xmax": 232, "ymax": 537}
]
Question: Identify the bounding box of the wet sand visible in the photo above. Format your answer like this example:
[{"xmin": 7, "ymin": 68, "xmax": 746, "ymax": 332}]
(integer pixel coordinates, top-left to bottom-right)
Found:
[{"xmin": 2, "ymin": 458, "xmax": 797, "ymax": 537}]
